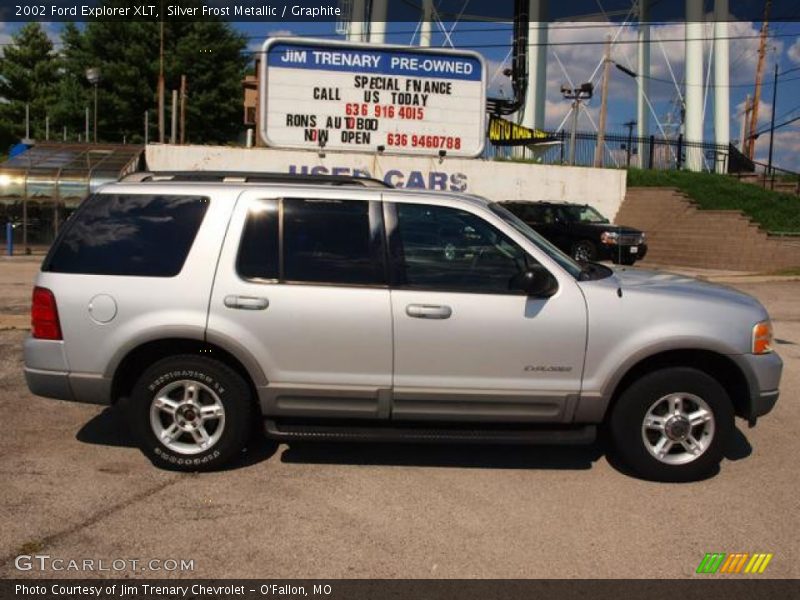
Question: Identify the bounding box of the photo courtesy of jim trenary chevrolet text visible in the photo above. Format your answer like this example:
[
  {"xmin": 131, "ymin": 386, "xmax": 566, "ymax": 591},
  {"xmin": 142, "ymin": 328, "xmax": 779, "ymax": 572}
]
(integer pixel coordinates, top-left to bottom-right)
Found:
[{"xmin": 0, "ymin": 0, "xmax": 798, "ymax": 597}]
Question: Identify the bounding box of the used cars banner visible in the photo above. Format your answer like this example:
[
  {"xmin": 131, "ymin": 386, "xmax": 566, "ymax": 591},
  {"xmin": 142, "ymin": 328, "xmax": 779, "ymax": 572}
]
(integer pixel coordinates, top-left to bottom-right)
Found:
[{"xmin": 488, "ymin": 116, "xmax": 558, "ymax": 147}]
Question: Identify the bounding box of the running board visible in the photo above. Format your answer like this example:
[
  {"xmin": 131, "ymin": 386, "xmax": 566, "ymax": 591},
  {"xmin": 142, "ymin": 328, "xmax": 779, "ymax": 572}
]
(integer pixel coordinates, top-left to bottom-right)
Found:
[{"xmin": 265, "ymin": 420, "xmax": 596, "ymax": 445}]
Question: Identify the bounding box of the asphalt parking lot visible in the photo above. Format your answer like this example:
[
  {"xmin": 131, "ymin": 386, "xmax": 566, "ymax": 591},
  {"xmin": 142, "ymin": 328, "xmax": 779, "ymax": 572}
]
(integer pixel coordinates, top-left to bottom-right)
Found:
[{"xmin": 0, "ymin": 257, "xmax": 798, "ymax": 579}]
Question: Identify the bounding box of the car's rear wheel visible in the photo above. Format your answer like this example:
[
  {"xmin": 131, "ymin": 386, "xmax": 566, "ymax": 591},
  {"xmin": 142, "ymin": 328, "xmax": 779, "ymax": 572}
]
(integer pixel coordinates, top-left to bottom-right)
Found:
[
  {"xmin": 608, "ymin": 367, "xmax": 734, "ymax": 482},
  {"xmin": 130, "ymin": 355, "xmax": 255, "ymax": 471},
  {"xmin": 571, "ymin": 240, "xmax": 596, "ymax": 263}
]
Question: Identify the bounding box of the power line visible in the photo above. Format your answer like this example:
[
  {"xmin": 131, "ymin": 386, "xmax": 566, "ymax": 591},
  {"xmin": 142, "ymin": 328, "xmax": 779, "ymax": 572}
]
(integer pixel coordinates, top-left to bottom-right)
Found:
[
  {"xmin": 755, "ymin": 113, "xmax": 800, "ymax": 137},
  {"xmin": 242, "ymin": 29, "xmax": 800, "ymax": 49}
]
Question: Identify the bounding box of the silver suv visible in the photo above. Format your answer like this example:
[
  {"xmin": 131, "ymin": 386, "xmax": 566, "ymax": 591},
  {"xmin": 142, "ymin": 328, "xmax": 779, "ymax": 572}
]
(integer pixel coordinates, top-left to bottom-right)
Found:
[{"xmin": 24, "ymin": 173, "xmax": 782, "ymax": 481}]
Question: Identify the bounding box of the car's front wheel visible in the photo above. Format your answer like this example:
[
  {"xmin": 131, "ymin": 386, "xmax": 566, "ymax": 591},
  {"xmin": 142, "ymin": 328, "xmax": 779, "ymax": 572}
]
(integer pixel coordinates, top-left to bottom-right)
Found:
[
  {"xmin": 608, "ymin": 367, "xmax": 734, "ymax": 482},
  {"xmin": 129, "ymin": 355, "xmax": 255, "ymax": 471},
  {"xmin": 571, "ymin": 240, "xmax": 596, "ymax": 263}
]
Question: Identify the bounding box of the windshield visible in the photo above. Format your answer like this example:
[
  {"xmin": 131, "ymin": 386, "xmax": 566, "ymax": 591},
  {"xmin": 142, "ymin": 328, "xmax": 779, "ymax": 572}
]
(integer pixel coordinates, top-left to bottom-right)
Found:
[
  {"xmin": 488, "ymin": 203, "xmax": 584, "ymax": 279},
  {"xmin": 562, "ymin": 205, "xmax": 609, "ymax": 224}
]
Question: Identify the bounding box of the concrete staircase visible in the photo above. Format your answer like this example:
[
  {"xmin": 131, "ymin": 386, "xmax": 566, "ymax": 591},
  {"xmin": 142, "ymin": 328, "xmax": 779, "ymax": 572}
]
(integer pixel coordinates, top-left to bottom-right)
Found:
[
  {"xmin": 616, "ymin": 187, "xmax": 800, "ymax": 271},
  {"xmin": 733, "ymin": 174, "xmax": 800, "ymax": 197}
]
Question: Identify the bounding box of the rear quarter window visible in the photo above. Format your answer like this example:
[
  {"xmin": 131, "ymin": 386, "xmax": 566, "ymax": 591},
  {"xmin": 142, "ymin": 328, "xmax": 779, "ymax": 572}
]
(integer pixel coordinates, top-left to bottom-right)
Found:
[{"xmin": 44, "ymin": 194, "xmax": 209, "ymax": 277}]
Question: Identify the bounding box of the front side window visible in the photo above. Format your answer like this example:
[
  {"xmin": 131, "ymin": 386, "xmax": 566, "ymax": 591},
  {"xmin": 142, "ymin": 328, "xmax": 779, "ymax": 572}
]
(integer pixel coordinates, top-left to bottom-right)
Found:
[
  {"xmin": 488, "ymin": 203, "xmax": 584, "ymax": 279},
  {"xmin": 44, "ymin": 194, "xmax": 209, "ymax": 277},
  {"xmin": 393, "ymin": 203, "xmax": 532, "ymax": 294}
]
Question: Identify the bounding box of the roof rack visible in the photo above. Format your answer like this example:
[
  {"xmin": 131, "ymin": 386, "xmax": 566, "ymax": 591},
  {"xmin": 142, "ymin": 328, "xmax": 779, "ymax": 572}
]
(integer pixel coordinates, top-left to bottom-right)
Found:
[{"xmin": 123, "ymin": 171, "xmax": 392, "ymax": 188}]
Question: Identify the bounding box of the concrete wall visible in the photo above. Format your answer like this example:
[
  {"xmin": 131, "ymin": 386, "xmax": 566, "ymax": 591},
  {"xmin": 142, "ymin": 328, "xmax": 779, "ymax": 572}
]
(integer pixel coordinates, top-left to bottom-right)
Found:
[{"xmin": 145, "ymin": 144, "xmax": 628, "ymax": 221}]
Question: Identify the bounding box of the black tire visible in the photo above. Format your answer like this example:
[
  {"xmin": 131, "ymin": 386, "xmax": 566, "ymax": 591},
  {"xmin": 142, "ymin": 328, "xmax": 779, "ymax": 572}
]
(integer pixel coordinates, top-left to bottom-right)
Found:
[
  {"xmin": 619, "ymin": 256, "xmax": 637, "ymax": 266},
  {"xmin": 129, "ymin": 355, "xmax": 255, "ymax": 471},
  {"xmin": 608, "ymin": 367, "xmax": 734, "ymax": 482},
  {"xmin": 571, "ymin": 240, "xmax": 596, "ymax": 263}
]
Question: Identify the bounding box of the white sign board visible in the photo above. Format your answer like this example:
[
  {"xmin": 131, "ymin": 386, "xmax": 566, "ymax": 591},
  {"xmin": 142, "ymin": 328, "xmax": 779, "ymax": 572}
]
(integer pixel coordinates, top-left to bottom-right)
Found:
[{"xmin": 261, "ymin": 38, "xmax": 486, "ymax": 157}]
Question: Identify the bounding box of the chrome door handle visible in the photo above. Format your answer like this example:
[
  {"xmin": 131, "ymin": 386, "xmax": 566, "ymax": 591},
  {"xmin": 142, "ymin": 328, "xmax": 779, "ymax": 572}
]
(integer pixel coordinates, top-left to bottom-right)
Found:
[
  {"xmin": 224, "ymin": 295, "xmax": 269, "ymax": 310},
  {"xmin": 406, "ymin": 304, "xmax": 452, "ymax": 319}
]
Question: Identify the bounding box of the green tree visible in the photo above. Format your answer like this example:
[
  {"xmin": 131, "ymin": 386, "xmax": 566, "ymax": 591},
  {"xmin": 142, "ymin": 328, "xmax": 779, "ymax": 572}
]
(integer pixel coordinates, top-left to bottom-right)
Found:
[
  {"xmin": 50, "ymin": 23, "xmax": 92, "ymax": 141},
  {"xmin": 0, "ymin": 23, "xmax": 61, "ymax": 142},
  {"xmin": 60, "ymin": 1, "xmax": 248, "ymax": 144}
]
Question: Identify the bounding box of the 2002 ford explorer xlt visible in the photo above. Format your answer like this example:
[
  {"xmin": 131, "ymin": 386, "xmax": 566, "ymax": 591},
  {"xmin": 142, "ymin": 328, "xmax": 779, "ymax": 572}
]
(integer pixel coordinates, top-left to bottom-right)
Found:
[{"xmin": 23, "ymin": 172, "xmax": 782, "ymax": 481}]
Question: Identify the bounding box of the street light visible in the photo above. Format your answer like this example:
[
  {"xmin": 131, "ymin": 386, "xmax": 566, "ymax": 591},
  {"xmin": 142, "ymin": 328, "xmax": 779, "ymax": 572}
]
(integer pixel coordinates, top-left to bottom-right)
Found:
[
  {"xmin": 561, "ymin": 83, "xmax": 593, "ymax": 166},
  {"xmin": 85, "ymin": 67, "xmax": 101, "ymax": 143}
]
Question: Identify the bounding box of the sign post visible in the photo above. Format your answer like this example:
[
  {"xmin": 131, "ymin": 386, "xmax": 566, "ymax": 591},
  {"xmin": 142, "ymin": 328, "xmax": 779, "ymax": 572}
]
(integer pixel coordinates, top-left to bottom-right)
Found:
[{"xmin": 260, "ymin": 38, "xmax": 486, "ymax": 158}]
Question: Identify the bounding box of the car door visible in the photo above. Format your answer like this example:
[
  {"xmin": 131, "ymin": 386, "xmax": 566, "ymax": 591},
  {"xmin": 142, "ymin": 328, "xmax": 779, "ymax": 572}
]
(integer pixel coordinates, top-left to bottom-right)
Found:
[
  {"xmin": 208, "ymin": 190, "xmax": 393, "ymax": 419},
  {"xmin": 387, "ymin": 200, "xmax": 588, "ymax": 422}
]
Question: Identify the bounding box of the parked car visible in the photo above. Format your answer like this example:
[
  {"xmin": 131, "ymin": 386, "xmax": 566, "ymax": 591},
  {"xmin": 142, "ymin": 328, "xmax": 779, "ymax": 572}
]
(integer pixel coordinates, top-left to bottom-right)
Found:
[
  {"xmin": 24, "ymin": 172, "xmax": 781, "ymax": 481},
  {"xmin": 500, "ymin": 201, "xmax": 647, "ymax": 266}
]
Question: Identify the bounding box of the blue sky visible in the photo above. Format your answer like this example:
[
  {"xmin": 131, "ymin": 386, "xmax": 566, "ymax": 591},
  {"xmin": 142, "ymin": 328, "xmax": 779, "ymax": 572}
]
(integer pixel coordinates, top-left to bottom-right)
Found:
[
  {"xmin": 238, "ymin": 19, "xmax": 800, "ymax": 171},
  {"xmin": 3, "ymin": 18, "xmax": 800, "ymax": 171}
]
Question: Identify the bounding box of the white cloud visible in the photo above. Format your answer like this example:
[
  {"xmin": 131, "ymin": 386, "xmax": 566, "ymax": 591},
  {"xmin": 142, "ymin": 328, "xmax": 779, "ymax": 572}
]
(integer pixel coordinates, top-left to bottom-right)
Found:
[
  {"xmin": 248, "ymin": 29, "xmax": 295, "ymax": 53},
  {"xmin": 0, "ymin": 23, "xmax": 13, "ymax": 57},
  {"xmin": 735, "ymin": 98, "xmax": 772, "ymax": 126},
  {"xmin": 751, "ymin": 124, "xmax": 800, "ymax": 169},
  {"xmin": 42, "ymin": 22, "xmax": 62, "ymax": 48},
  {"xmin": 521, "ymin": 20, "xmax": 783, "ymax": 139},
  {"xmin": 789, "ymin": 38, "xmax": 800, "ymax": 64}
]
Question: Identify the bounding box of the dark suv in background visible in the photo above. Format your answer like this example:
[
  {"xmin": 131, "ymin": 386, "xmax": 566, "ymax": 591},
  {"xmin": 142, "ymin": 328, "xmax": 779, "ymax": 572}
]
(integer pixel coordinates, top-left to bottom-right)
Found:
[{"xmin": 501, "ymin": 201, "xmax": 647, "ymax": 266}]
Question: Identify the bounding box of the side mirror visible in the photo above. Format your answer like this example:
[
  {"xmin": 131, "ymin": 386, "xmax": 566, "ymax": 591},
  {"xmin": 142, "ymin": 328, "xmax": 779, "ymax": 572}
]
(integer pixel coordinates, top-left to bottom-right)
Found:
[{"xmin": 511, "ymin": 266, "xmax": 559, "ymax": 298}]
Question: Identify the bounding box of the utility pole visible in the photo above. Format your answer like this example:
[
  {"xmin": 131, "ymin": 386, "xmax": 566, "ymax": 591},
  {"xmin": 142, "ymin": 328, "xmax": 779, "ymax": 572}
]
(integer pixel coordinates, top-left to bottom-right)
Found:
[
  {"xmin": 179, "ymin": 75, "xmax": 187, "ymax": 144},
  {"xmin": 767, "ymin": 63, "xmax": 778, "ymax": 182},
  {"xmin": 144, "ymin": 110, "xmax": 149, "ymax": 145},
  {"xmin": 170, "ymin": 90, "xmax": 178, "ymax": 144},
  {"xmin": 623, "ymin": 120, "xmax": 637, "ymax": 168},
  {"xmin": 594, "ymin": 35, "xmax": 612, "ymax": 168},
  {"xmin": 570, "ymin": 101, "xmax": 580, "ymax": 165},
  {"xmin": 158, "ymin": 16, "xmax": 165, "ymax": 143},
  {"xmin": 562, "ymin": 83, "xmax": 593, "ymax": 166},
  {"xmin": 740, "ymin": 94, "xmax": 751, "ymax": 150},
  {"xmin": 748, "ymin": 0, "xmax": 772, "ymax": 159}
]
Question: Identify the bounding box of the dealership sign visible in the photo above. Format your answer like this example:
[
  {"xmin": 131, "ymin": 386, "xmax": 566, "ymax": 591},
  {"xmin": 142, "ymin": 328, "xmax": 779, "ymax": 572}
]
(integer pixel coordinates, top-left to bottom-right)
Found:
[{"xmin": 260, "ymin": 38, "xmax": 486, "ymax": 157}]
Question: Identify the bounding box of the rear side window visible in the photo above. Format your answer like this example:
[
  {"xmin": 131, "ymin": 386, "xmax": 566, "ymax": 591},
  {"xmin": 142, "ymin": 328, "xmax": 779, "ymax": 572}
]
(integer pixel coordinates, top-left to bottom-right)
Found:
[
  {"xmin": 237, "ymin": 197, "xmax": 384, "ymax": 286},
  {"xmin": 283, "ymin": 198, "xmax": 384, "ymax": 285},
  {"xmin": 45, "ymin": 194, "xmax": 209, "ymax": 277},
  {"xmin": 237, "ymin": 200, "xmax": 280, "ymax": 280}
]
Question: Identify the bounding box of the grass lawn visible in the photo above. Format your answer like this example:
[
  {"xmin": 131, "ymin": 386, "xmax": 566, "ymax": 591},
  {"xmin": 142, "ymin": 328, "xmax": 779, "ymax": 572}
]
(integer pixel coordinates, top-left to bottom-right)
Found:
[{"xmin": 627, "ymin": 169, "xmax": 800, "ymax": 233}]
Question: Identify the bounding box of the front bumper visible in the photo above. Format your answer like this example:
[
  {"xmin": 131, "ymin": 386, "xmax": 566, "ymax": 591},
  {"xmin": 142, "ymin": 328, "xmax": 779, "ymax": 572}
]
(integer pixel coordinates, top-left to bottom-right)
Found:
[
  {"xmin": 600, "ymin": 243, "xmax": 648, "ymax": 261},
  {"xmin": 731, "ymin": 352, "xmax": 783, "ymax": 424}
]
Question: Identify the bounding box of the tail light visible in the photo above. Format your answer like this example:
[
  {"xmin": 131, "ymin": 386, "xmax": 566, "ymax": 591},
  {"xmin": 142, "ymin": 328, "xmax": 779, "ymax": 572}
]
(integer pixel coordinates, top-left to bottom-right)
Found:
[{"xmin": 31, "ymin": 287, "xmax": 62, "ymax": 340}]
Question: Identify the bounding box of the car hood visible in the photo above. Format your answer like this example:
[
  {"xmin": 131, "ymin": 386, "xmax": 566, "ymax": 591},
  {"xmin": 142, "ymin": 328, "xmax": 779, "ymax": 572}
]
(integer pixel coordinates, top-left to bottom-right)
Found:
[
  {"xmin": 572, "ymin": 222, "xmax": 642, "ymax": 235},
  {"xmin": 612, "ymin": 268, "xmax": 764, "ymax": 311}
]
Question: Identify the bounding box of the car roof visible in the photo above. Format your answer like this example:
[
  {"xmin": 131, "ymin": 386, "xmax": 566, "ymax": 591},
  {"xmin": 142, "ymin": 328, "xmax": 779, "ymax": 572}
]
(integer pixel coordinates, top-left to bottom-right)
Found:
[
  {"xmin": 101, "ymin": 177, "xmax": 493, "ymax": 210},
  {"xmin": 501, "ymin": 200, "xmax": 588, "ymax": 207}
]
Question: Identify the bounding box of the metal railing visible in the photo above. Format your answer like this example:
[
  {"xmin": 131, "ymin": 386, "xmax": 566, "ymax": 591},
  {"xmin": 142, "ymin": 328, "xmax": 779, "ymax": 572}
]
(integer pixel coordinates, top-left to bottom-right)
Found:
[
  {"xmin": 732, "ymin": 160, "xmax": 800, "ymax": 196},
  {"xmin": 485, "ymin": 129, "xmax": 733, "ymax": 174}
]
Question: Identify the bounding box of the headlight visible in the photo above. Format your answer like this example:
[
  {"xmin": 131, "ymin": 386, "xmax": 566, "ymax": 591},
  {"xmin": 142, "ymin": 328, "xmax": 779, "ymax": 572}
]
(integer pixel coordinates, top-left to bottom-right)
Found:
[
  {"xmin": 752, "ymin": 320, "xmax": 773, "ymax": 354},
  {"xmin": 638, "ymin": 233, "xmax": 647, "ymax": 244},
  {"xmin": 600, "ymin": 231, "xmax": 619, "ymax": 245}
]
